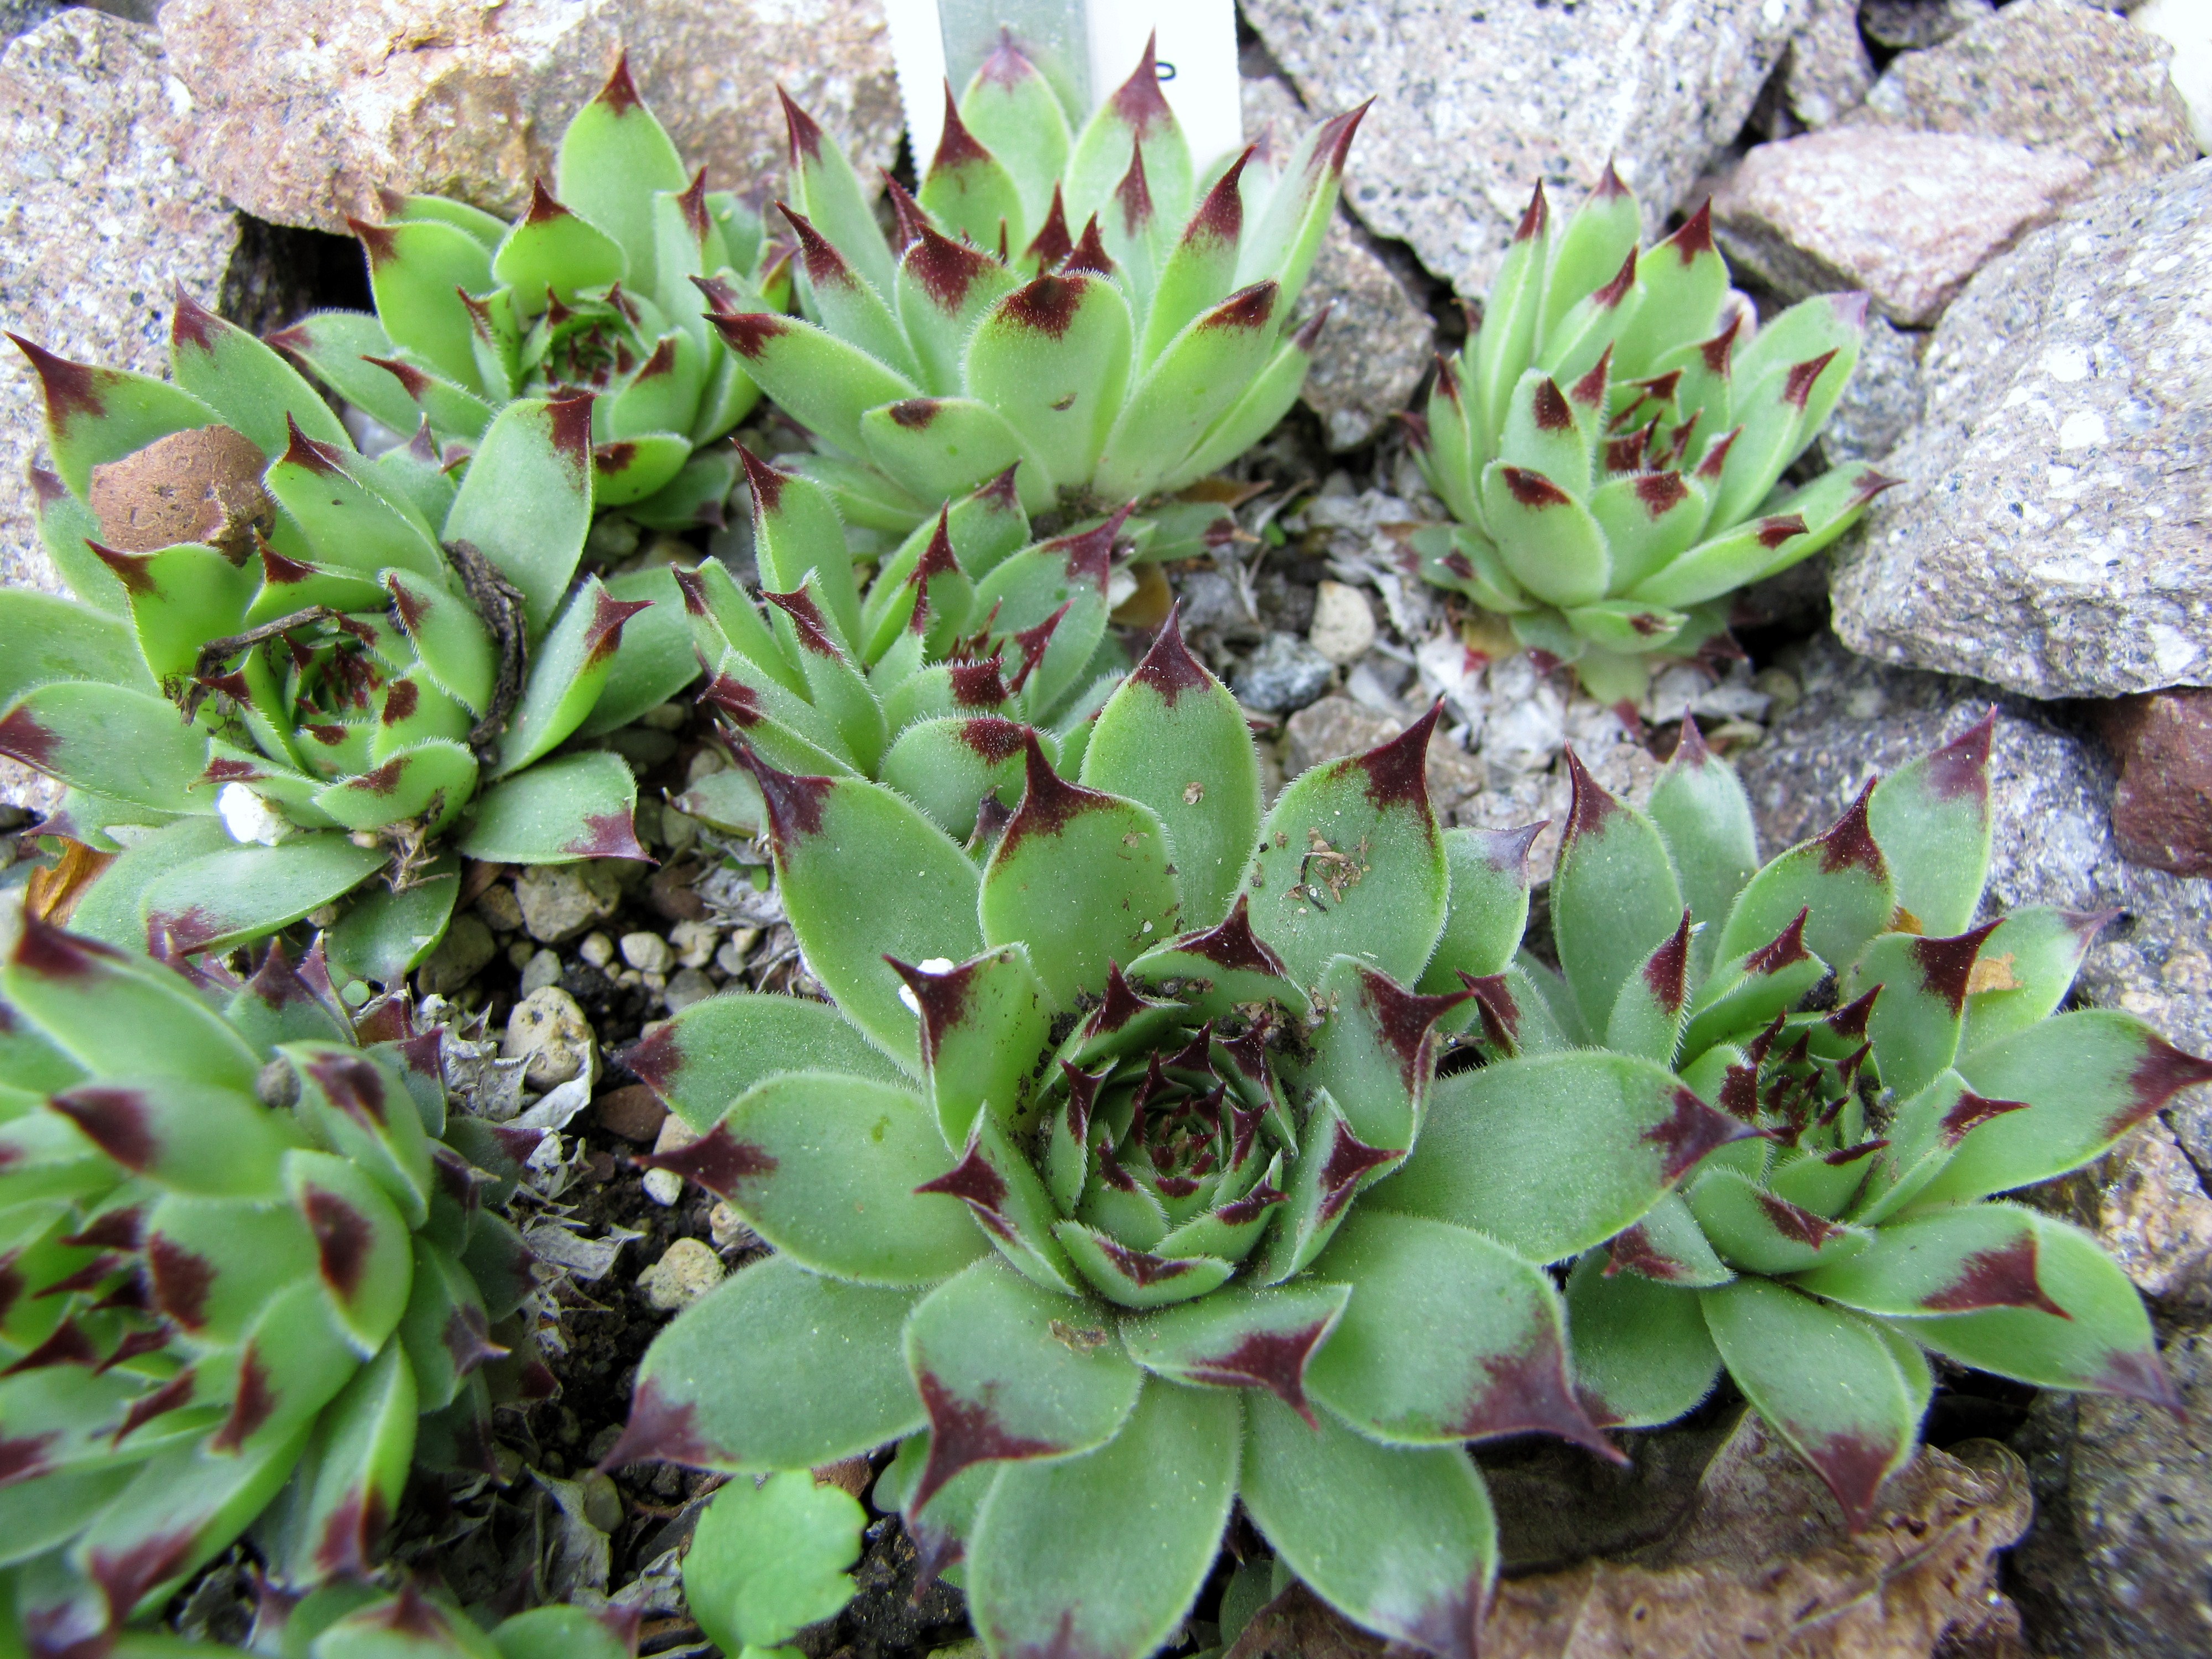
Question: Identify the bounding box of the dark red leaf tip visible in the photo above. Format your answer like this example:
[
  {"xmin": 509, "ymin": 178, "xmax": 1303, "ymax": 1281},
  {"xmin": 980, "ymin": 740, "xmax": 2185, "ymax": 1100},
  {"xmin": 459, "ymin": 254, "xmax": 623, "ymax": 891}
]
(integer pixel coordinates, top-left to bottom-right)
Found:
[
  {"xmin": 635, "ymin": 1122, "xmax": 778, "ymax": 1198},
  {"xmin": 1920, "ymin": 1233, "xmax": 2068, "ymax": 1319},
  {"xmin": 1745, "ymin": 908, "xmax": 1812, "ymax": 976},
  {"xmin": 1635, "ymin": 469, "xmax": 1689, "ymax": 519},
  {"xmin": 1022, "ymin": 184, "xmax": 1074, "ymax": 272},
  {"xmin": 1501, "ymin": 465, "xmax": 1572, "ymax": 509},
  {"xmin": 777, "ymin": 200, "xmax": 857, "ymax": 291},
  {"xmin": 1317, "ymin": 1118, "xmax": 1399, "ymax": 1223},
  {"xmin": 1187, "ymin": 148, "xmax": 1253, "ymax": 247},
  {"xmin": 1642, "ymin": 1086, "xmax": 1757, "ymax": 1182},
  {"xmin": 1924, "ymin": 710, "xmax": 1996, "ymax": 805},
  {"xmin": 1513, "ymin": 181, "xmax": 1550, "ymax": 244},
  {"xmin": 1360, "ymin": 964, "xmax": 1475, "ymax": 1092},
  {"xmin": 776, "ymin": 86, "xmax": 824, "ymax": 163},
  {"xmin": 1000, "ymin": 272, "xmax": 1087, "ymax": 340},
  {"xmin": 1815, "ymin": 778, "xmax": 1888, "ymax": 878},
  {"xmin": 913, "ymin": 1140, "xmax": 1012, "ymax": 1235},
  {"xmin": 731, "ymin": 742, "xmax": 834, "ymax": 843},
  {"xmin": 1532, "ymin": 377, "xmax": 1573, "ymax": 431},
  {"xmin": 1108, "ymin": 32, "xmax": 1173, "ymax": 132},
  {"xmin": 1783, "ymin": 348, "xmax": 1841, "ymax": 411},
  {"xmin": 1911, "ymin": 920, "xmax": 2003, "ymax": 1016},
  {"xmin": 1065, "ymin": 213, "xmax": 1117, "ymax": 279},
  {"xmin": 597, "ymin": 50, "xmax": 644, "ymax": 116},
  {"xmin": 1593, "ymin": 247, "xmax": 1639, "ymax": 309},
  {"xmin": 1131, "ymin": 606, "xmax": 1215, "ymax": 707},
  {"xmin": 1353, "ymin": 700, "xmax": 1442, "ymax": 813},
  {"xmin": 928, "ymin": 82, "xmax": 995, "ymax": 175},
  {"xmin": 1185, "ymin": 1318, "xmax": 1337, "ymax": 1427},
  {"xmin": 999, "ymin": 731, "xmax": 1120, "ymax": 857},
  {"xmin": 911, "ymin": 1369, "xmax": 1061, "ymax": 1516},
  {"xmin": 709, "ymin": 311, "xmax": 792, "ymax": 361},
  {"xmin": 1568, "ymin": 343, "xmax": 1613, "ymax": 410},
  {"xmin": 1808, "ymin": 1428, "xmax": 1901, "ymax": 1532},
  {"xmin": 1562, "ymin": 745, "xmax": 1620, "ymax": 839},
  {"xmin": 548, "ymin": 390, "xmax": 595, "ymax": 472},
  {"xmin": 1643, "ymin": 910, "xmax": 1693, "ymax": 1014},
  {"xmin": 734, "ymin": 441, "xmax": 787, "ymax": 515},
  {"xmin": 1666, "ymin": 200, "xmax": 1715, "ymax": 263},
  {"xmin": 597, "ymin": 1377, "xmax": 727, "ymax": 1473}
]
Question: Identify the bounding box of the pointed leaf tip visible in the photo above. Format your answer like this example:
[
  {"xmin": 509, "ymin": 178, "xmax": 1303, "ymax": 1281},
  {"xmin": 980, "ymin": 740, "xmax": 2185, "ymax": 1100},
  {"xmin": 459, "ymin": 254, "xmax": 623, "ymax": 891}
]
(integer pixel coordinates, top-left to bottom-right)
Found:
[
  {"xmin": 597, "ymin": 49, "xmax": 644, "ymax": 114},
  {"xmin": 1108, "ymin": 30, "xmax": 1173, "ymax": 132},
  {"xmin": 1353, "ymin": 700, "xmax": 1442, "ymax": 812},
  {"xmin": 776, "ymin": 85, "xmax": 824, "ymax": 162},
  {"xmin": 732, "ymin": 743, "xmax": 834, "ymax": 843},
  {"xmin": 1130, "ymin": 606, "xmax": 1215, "ymax": 707}
]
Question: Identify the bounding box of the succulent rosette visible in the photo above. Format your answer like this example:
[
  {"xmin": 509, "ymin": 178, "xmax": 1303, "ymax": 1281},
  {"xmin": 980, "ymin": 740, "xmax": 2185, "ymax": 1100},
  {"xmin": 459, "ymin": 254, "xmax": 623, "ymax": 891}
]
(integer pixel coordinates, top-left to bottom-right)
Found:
[
  {"xmin": 0, "ymin": 295, "xmax": 695, "ymax": 978},
  {"xmin": 1537, "ymin": 716, "xmax": 2207, "ymax": 1525},
  {"xmin": 1407, "ymin": 174, "xmax": 1898, "ymax": 703},
  {"xmin": 706, "ymin": 35, "xmax": 1364, "ymax": 540},
  {"xmin": 599, "ymin": 619, "xmax": 1756, "ymax": 1659},
  {"xmin": 0, "ymin": 917, "xmax": 547, "ymax": 1651},
  {"xmin": 272, "ymin": 56, "xmax": 792, "ymax": 529}
]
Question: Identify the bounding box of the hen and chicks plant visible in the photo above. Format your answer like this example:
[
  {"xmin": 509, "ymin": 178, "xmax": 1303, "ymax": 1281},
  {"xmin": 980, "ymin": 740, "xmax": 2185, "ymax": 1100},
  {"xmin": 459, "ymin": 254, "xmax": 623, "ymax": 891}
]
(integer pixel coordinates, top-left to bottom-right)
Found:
[
  {"xmin": 707, "ymin": 35, "xmax": 1364, "ymax": 536},
  {"xmin": 275, "ymin": 56, "xmax": 791, "ymax": 530},
  {"xmin": 599, "ymin": 619, "xmax": 1758, "ymax": 1659},
  {"xmin": 0, "ymin": 918, "xmax": 545, "ymax": 1652},
  {"xmin": 0, "ymin": 290, "xmax": 692, "ymax": 978},
  {"xmin": 1408, "ymin": 174, "xmax": 1898, "ymax": 703}
]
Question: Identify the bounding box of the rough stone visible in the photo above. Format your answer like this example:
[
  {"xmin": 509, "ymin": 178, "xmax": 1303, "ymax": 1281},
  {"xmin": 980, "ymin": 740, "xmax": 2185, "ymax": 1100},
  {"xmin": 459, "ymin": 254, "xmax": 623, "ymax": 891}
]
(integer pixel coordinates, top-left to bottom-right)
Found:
[
  {"xmin": 1711, "ymin": 127, "xmax": 2089, "ymax": 325},
  {"xmin": 518, "ymin": 947, "xmax": 562, "ymax": 996},
  {"xmin": 1856, "ymin": 0, "xmax": 2198, "ymax": 192},
  {"xmin": 1242, "ymin": 72, "xmax": 1432, "ymax": 450},
  {"xmin": 2035, "ymin": 1118, "xmax": 2212, "ymax": 1319},
  {"xmin": 473, "ymin": 880, "xmax": 525, "ymax": 934},
  {"xmin": 1813, "ymin": 313, "xmax": 1924, "ymax": 467},
  {"xmin": 1307, "ymin": 581, "xmax": 1378, "ymax": 666},
  {"xmin": 156, "ymin": 0, "xmax": 905, "ymax": 234},
  {"xmin": 661, "ymin": 966, "xmax": 714, "ymax": 1014},
  {"xmin": 1241, "ymin": 0, "xmax": 1806, "ymax": 300},
  {"xmin": 707, "ymin": 1201, "xmax": 757, "ymax": 1251},
  {"xmin": 416, "ymin": 913, "xmax": 497, "ymax": 996},
  {"xmin": 2100, "ymin": 688, "xmax": 2212, "ymax": 877},
  {"xmin": 515, "ymin": 862, "xmax": 625, "ymax": 943},
  {"xmin": 637, "ymin": 1238, "xmax": 722, "ymax": 1312},
  {"xmin": 1831, "ymin": 162, "xmax": 2212, "ymax": 698},
  {"xmin": 1860, "ymin": 0, "xmax": 1995, "ymax": 52},
  {"xmin": 619, "ymin": 930, "xmax": 673, "ymax": 975},
  {"xmin": 1735, "ymin": 635, "xmax": 2212, "ymax": 1162},
  {"xmin": 1780, "ymin": 0, "xmax": 1876, "ymax": 130},
  {"xmin": 0, "ymin": 9, "xmax": 243, "ymax": 815},
  {"xmin": 2012, "ymin": 1324, "xmax": 2212, "ymax": 1657},
  {"xmin": 502, "ymin": 986, "xmax": 598, "ymax": 1092},
  {"xmin": 2132, "ymin": 0, "xmax": 2211, "ymax": 153},
  {"xmin": 1234, "ymin": 631, "xmax": 1335, "ymax": 714},
  {"xmin": 593, "ymin": 1082, "xmax": 667, "ymax": 1145}
]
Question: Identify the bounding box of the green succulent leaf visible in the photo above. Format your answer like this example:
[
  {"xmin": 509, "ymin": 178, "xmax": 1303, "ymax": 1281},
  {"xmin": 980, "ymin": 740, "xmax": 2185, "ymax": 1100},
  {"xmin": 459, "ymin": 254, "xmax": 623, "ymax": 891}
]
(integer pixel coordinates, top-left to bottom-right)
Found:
[
  {"xmin": 627, "ymin": 990, "xmax": 907, "ymax": 1129},
  {"xmin": 1119, "ymin": 1282, "xmax": 1351, "ymax": 1422},
  {"xmin": 353, "ymin": 218, "xmax": 495, "ymax": 391},
  {"xmin": 1551, "ymin": 749, "xmax": 1686, "ymax": 1033},
  {"xmin": 454, "ymin": 751, "xmax": 644, "ymax": 864},
  {"xmin": 893, "ymin": 945, "xmax": 1055, "ymax": 1144},
  {"xmin": 1685, "ymin": 1166, "xmax": 1874, "ymax": 1275},
  {"xmin": 967, "ymin": 1378, "xmax": 1239, "ymax": 1659},
  {"xmin": 2, "ymin": 917, "xmax": 259, "ymax": 1090},
  {"xmin": 1699, "ymin": 1277, "xmax": 1928, "ymax": 1530},
  {"xmin": 1713, "ymin": 782, "xmax": 1893, "ymax": 972},
  {"xmin": 1241, "ymin": 1391, "xmax": 1495, "ymax": 1659},
  {"xmin": 0, "ymin": 681, "xmax": 211, "ymax": 813},
  {"xmin": 1848, "ymin": 924, "xmax": 1999, "ymax": 1099},
  {"xmin": 684, "ymin": 1469, "xmax": 863, "ymax": 1656},
  {"xmin": 10, "ymin": 336, "xmax": 218, "ymax": 497},
  {"xmin": 1961, "ymin": 906, "xmax": 2111, "ymax": 1051},
  {"xmin": 1867, "ymin": 715, "xmax": 1994, "ymax": 938},
  {"xmin": 1384, "ymin": 1051, "xmax": 1752, "ymax": 1263},
  {"xmin": 439, "ymin": 395, "xmax": 593, "ymax": 638},
  {"xmin": 618, "ymin": 1256, "xmax": 925, "ymax": 1473},
  {"xmin": 1564, "ymin": 1250, "xmax": 1723, "ymax": 1429}
]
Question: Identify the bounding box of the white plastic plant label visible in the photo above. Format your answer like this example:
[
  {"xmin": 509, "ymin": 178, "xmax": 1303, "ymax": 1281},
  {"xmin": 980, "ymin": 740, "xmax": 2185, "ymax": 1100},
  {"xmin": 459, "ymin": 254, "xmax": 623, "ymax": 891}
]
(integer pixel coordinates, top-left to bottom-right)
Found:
[{"xmin": 883, "ymin": 0, "xmax": 1243, "ymax": 175}]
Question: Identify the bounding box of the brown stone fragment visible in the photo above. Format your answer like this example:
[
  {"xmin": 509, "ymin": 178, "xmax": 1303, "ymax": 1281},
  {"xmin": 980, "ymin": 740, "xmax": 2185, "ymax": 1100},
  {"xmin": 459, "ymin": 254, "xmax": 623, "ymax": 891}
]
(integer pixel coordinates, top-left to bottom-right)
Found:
[
  {"xmin": 87, "ymin": 424, "xmax": 272, "ymax": 558},
  {"xmin": 593, "ymin": 1083, "xmax": 668, "ymax": 1146},
  {"xmin": 2101, "ymin": 688, "xmax": 2212, "ymax": 878}
]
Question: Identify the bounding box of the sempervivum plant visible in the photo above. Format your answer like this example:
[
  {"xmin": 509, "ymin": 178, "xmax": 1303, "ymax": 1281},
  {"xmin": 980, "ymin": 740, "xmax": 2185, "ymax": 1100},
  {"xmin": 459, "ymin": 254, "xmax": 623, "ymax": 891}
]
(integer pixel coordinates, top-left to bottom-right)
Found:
[
  {"xmin": 672, "ymin": 448, "xmax": 1138, "ymax": 846},
  {"xmin": 708, "ymin": 36, "xmax": 1363, "ymax": 533},
  {"xmin": 0, "ymin": 298, "xmax": 695, "ymax": 976},
  {"xmin": 0, "ymin": 916, "xmax": 546, "ymax": 1651},
  {"xmin": 596, "ymin": 618, "xmax": 1757, "ymax": 1659},
  {"xmin": 1407, "ymin": 174, "xmax": 1897, "ymax": 704},
  {"xmin": 272, "ymin": 56, "xmax": 791, "ymax": 529},
  {"xmin": 1537, "ymin": 717, "xmax": 2207, "ymax": 1525}
]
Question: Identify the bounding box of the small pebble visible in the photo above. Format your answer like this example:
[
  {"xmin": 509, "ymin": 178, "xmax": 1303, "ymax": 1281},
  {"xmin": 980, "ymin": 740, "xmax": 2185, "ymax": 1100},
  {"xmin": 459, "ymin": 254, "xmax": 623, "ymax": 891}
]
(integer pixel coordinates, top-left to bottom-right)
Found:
[
  {"xmin": 518, "ymin": 948, "xmax": 563, "ymax": 996},
  {"xmin": 505, "ymin": 941, "xmax": 535, "ymax": 971},
  {"xmin": 594, "ymin": 1083, "xmax": 667, "ymax": 1144},
  {"xmin": 474, "ymin": 881, "xmax": 525, "ymax": 933},
  {"xmin": 639, "ymin": 701, "xmax": 688, "ymax": 732},
  {"xmin": 418, "ymin": 915, "xmax": 497, "ymax": 996},
  {"xmin": 686, "ymin": 749, "xmax": 728, "ymax": 784},
  {"xmin": 580, "ymin": 932, "xmax": 615, "ymax": 969},
  {"xmin": 638, "ymin": 1238, "xmax": 723, "ymax": 1311},
  {"xmin": 502, "ymin": 987, "xmax": 597, "ymax": 1091},
  {"xmin": 643, "ymin": 1114, "xmax": 699, "ymax": 1206},
  {"xmin": 669, "ymin": 917, "xmax": 720, "ymax": 968},
  {"xmin": 708, "ymin": 1201, "xmax": 758, "ymax": 1251},
  {"xmin": 663, "ymin": 967, "xmax": 716, "ymax": 1014},
  {"xmin": 514, "ymin": 863, "xmax": 624, "ymax": 943},
  {"xmin": 622, "ymin": 930, "xmax": 674, "ymax": 974},
  {"xmin": 715, "ymin": 930, "xmax": 759, "ymax": 977},
  {"xmin": 1308, "ymin": 580, "xmax": 1378, "ymax": 665},
  {"xmin": 580, "ymin": 1469, "xmax": 625, "ymax": 1533}
]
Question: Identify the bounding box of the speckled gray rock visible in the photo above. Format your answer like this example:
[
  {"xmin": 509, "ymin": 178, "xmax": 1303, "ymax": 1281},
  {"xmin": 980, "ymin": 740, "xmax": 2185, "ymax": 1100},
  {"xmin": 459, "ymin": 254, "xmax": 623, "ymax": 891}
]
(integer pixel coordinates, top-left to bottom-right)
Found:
[
  {"xmin": 1831, "ymin": 161, "xmax": 2212, "ymax": 698},
  {"xmin": 1234, "ymin": 631, "xmax": 1335, "ymax": 714},
  {"xmin": 1712, "ymin": 126, "xmax": 2089, "ymax": 324},
  {"xmin": 1814, "ymin": 314, "xmax": 1924, "ymax": 466},
  {"xmin": 1243, "ymin": 73, "xmax": 1432, "ymax": 450},
  {"xmin": 1780, "ymin": 0, "xmax": 1876, "ymax": 129},
  {"xmin": 1736, "ymin": 637, "xmax": 2212, "ymax": 1164},
  {"xmin": 1241, "ymin": 0, "xmax": 1807, "ymax": 299},
  {"xmin": 2011, "ymin": 1323, "xmax": 2212, "ymax": 1658},
  {"xmin": 157, "ymin": 0, "xmax": 905, "ymax": 234},
  {"xmin": 0, "ymin": 8, "xmax": 241, "ymax": 815},
  {"xmin": 1856, "ymin": 0, "xmax": 2198, "ymax": 192},
  {"xmin": 1859, "ymin": 0, "xmax": 1994, "ymax": 52}
]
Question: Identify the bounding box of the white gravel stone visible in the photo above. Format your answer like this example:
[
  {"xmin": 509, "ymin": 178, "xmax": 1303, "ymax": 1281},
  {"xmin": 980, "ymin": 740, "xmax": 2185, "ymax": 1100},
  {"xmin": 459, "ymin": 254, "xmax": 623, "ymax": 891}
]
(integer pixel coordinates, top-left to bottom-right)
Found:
[
  {"xmin": 501, "ymin": 987, "xmax": 597, "ymax": 1092},
  {"xmin": 620, "ymin": 930, "xmax": 674, "ymax": 974},
  {"xmin": 1308, "ymin": 581, "xmax": 1379, "ymax": 665},
  {"xmin": 638, "ymin": 1238, "xmax": 723, "ymax": 1312},
  {"xmin": 662, "ymin": 967, "xmax": 716, "ymax": 1014},
  {"xmin": 518, "ymin": 948, "xmax": 563, "ymax": 997}
]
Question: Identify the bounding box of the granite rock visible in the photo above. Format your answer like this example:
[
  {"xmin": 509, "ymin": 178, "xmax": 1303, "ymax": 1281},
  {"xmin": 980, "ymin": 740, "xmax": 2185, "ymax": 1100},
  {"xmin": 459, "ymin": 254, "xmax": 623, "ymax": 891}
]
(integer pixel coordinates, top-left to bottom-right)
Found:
[
  {"xmin": 1712, "ymin": 126, "xmax": 2089, "ymax": 325},
  {"xmin": 1856, "ymin": 0, "xmax": 2198, "ymax": 192},
  {"xmin": 1813, "ymin": 312, "xmax": 1924, "ymax": 466},
  {"xmin": 1831, "ymin": 161, "xmax": 2212, "ymax": 697},
  {"xmin": 1242, "ymin": 72, "xmax": 1433, "ymax": 449},
  {"xmin": 1241, "ymin": 0, "xmax": 1807, "ymax": 299},
  {"xmin": 1735, "ymin": 635, "xmax": 2212, "ymax": 1164},
  {"xmin": 0, "ymin": 8, "xmax": 242, "ymax": 816},
  {"xmin": 156, "ymin": 0, "xmax": 904, "ymax": 234},
  {"xmin": 1780, "ymin": 0, "xmax": 1876, "ymax": 130},
  {"xmin": 2012, "ymin": 1324, "xmax": 2212, "ymax": 1657},
  {"xmin": 2036, "ymin": 1118, "xmax": 2212, "ymax": 1319},
  {"xmin": 1859, "ymin": 0, "xmax": 1994, "ymax": 51},
  {"xmin": 2101, "ymin": 688, "xmax": 2212, "ymax": 877},
  {"xmin": 1234, "ymin": 631, "xmax": 1335, "ymax": 714}
]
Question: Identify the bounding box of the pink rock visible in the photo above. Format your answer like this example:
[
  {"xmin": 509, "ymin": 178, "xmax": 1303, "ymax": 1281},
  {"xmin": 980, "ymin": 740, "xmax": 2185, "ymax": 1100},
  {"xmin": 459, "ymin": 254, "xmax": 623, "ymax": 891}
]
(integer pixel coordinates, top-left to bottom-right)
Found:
[
  {"xmin": 1711, "ymin": 127, "xmax": 2090, "ymax": 325},
  {"xmin": 158, "ymin": 0, "xmax": 904, "ymax": 234}
]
